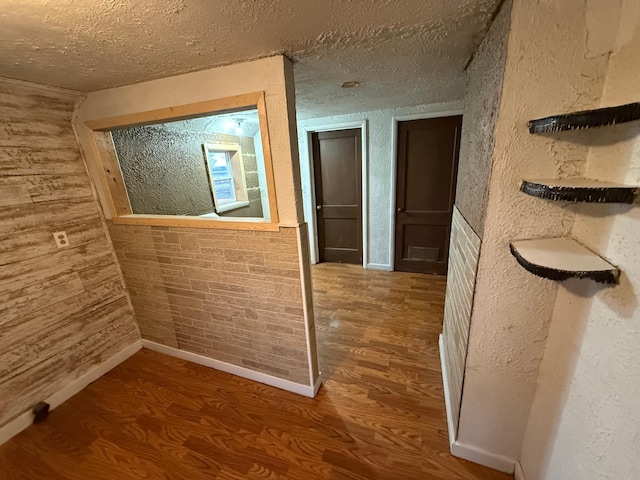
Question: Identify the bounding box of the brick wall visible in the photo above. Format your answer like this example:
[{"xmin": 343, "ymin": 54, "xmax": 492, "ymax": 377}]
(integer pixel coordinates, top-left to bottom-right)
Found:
[
  {"xmin": 442, "ymin": 206, "xmax": 481, "ymax": 434},
  {"xmin": 107, "ymin": 223, "xmax": 311, "ymax": 386}
]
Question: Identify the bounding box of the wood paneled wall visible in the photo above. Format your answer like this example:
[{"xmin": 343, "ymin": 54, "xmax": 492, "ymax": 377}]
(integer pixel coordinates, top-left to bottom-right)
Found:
[
  {"xmin": 107, "ymin": 222, "xmax": 312, "ymax": 386},
  {"xmin": 0, "ymin": 79, "xmax": 140, "ymax": 426}
]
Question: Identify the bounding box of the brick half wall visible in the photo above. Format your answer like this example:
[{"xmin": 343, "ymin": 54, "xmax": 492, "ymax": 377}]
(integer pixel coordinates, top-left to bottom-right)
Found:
[
  {"xmin": 441, "ymin": 206, "xmax": 481, "ymax": 436},
  {"xmin": 107, "ymin": 223, "xmax": 311, "ymax": 386}
]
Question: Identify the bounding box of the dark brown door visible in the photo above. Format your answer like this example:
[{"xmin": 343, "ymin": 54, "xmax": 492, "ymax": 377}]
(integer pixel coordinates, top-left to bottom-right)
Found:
[
  {"xmin": 394, "ymin": 116, "xmax": 462, "ymax": 274},
  {"xmin": 312, "ymin": 129, "xmax": 363, "ymax": 264}
]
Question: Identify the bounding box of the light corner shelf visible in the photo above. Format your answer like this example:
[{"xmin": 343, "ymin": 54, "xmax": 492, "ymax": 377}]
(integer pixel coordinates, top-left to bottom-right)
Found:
[
  {"xmin": 520, "ymin": 178, "xmax": 640, "ymax": 204},
  {"xmin": 528, "ymin": 102, "xmax": 640, "ymax": 134},
  {"xmin": 509, "ymin": 237, "xmax": 619, "ymax": 284}
]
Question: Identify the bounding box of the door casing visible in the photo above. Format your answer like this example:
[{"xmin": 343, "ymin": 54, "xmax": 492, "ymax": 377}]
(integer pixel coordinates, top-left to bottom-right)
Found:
[
  {"xmin": 389, "ymin": 110, "xmax": 463, "ymax": 271},
  {"xmin": 302, "ymin": 121, "xmax": 368, "ymax": 268}
]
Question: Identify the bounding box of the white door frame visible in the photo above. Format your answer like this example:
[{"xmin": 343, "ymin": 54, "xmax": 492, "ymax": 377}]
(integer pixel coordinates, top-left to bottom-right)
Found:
[
  {"xmin": 301, "ymin": 120, "xmax": 368, "ymax": 268},
  {"xmin": 389, "ymin": 110, "xmax": 463, "ymax": 271}
]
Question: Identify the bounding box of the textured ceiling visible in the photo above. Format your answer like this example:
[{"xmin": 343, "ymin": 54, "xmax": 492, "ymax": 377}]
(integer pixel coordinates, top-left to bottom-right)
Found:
[{"xmin": 0, "ymin": 0, "xmax": 501, "ymax": 119}]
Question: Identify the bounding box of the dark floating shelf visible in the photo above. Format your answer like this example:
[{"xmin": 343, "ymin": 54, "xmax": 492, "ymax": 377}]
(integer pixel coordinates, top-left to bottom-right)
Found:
[
  {"xmin": 528, "ymin": 102, "xmax": 640, "ymax": 134},
  {"xmin": 510, "ymin": 237, "xmax": 619, "ymax": 284},
  {"xmin": 521, "ymin": 178, "xmax": 640, "ymax": 203}
]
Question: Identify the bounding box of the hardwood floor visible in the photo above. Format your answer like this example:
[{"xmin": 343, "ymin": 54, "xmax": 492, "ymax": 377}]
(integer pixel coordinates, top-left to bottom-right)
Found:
[{"xmin": 0, "ymin": 263, "xmax": 512, "ymax": 479}]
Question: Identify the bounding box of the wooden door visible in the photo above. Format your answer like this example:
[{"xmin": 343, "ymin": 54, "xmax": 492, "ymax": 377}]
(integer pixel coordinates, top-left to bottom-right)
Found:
[
  {"xmin": 312, "ymin": 129, "xmax": 363, "ymax": 264},
  {"xmin": 394, "ymin": 116, "xmax": 462, "ymax": 274}
]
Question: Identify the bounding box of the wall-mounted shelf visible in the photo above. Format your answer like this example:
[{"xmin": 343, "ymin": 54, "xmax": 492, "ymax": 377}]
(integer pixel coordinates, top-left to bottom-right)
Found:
[
  {"xmin": 510, "ymin": 237, "xmax": 619, "ymax": 284},
  {"xmin": 528, "ymin": 102, "xmax": 640, "ymax": 134},
  {"xmin": 520, "ymin": 178, "xmax": 640, "ymax": 204}
]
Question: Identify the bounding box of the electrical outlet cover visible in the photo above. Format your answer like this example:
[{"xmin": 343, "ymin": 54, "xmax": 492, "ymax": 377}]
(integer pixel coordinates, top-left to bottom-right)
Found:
[{"xmin": 53, "ymin": 231, "xmax": 70, "ymax": 248}]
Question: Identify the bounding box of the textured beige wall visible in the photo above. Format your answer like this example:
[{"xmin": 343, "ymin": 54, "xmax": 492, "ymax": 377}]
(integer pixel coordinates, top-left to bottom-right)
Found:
[
  {"xmin": 455, "ymin": 0, "xmax": 511, "ymax": 237},
  {"xmin": 458, "ymin": 0, "xmax": 613, "ymax": 462},
  {"xmin": 440, "ymin": 0, "xmax": 511, "ymax": 443},
  {"xmin": 0, "ymin": 78, "xmax": 140, "ymax": 426},
  {"xmin": 520, "ymin": 1, "xmax": 640, "ymax": 478}
]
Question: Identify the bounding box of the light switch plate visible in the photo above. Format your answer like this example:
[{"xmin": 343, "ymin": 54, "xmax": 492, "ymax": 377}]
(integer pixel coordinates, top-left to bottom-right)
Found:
[{"xmin": 53, "ymin": 231, "xmax": 70, "ymax": 248}]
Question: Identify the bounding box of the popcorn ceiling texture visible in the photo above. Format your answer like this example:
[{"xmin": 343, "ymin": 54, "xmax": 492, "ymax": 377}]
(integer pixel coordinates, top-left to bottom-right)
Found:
[
  {"xmin": 0, "ymin": 0, "xmax": 501, "ymax": 118},
  {"xmin": 111, "ymin": 126, "xmax": 262, "ymax": 217},
  {"xmin": 456, "ymin": 0, "xmax": 612, "ymax": 461}
]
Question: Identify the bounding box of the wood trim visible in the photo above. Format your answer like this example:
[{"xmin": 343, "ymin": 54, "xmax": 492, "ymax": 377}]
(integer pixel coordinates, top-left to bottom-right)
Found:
[
  {"xmin": 301, "ymin": 120, "xmax": 368, "ymax": 268},
  {"xmin": 256, "ymin": 92, "xmax": 280, "ymax": 225},
  {"xmin": 92, "ymin": 131, "xmax": 132, "ymax": 216},
  {"xmin": 84, "ymin": 92, "xmax": 265, "ymax": 131},
  {"xmin": 85, "ymin": 91, "xmax": 280, "ymax": 230},
  {"xmin": 111, "ymin": 214, "xmax": 281, "ymax": 231},
  {"xmin": 202, "ymin": 142, "xmax": 248, "ymax": 210}
]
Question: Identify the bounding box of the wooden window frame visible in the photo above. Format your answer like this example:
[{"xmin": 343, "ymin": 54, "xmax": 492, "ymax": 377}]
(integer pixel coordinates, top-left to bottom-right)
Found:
[
  {"xmin": 84, "ymin": 91, "xmax": 280, "ymax": 231},
  {"xmin": 202, "ymin": 143, "xmax": 251, "ymax": 214}
]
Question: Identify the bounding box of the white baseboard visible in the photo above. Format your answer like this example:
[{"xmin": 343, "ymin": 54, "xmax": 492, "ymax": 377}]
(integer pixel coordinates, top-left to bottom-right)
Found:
[
  {"xmin": 0, "ymin": 340, "xmax": 142, "ymax": 446},
  {"xmin": 365, "ymin": 263, "xmax": 392, "ymax": 271},
  {"xmin": 439, "ymin": 334, "xmax": 516, "ymax": 474},
  {"xmin": 313, "ymin": 374, "xmax": 323, "ymax": 396},
  {"xmin": 438, "ymin": 334, "xmax": 457, "ymax": 446},
  {"xmin": 141, "ymin": 340, "xmax": 319, "ymax": 398},
  {"xmin": 451, "ymin": 441, "xmax": 516, "ymax": 474},
  {"xmin": 515, "ymin": 461, "xmax": 527, "ymax": 480}
]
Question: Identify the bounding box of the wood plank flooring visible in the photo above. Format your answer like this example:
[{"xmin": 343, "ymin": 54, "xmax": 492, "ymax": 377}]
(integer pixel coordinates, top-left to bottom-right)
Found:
[{"xmin": 0, "ymin": 263, "xmax": 512, "ymax": 479}]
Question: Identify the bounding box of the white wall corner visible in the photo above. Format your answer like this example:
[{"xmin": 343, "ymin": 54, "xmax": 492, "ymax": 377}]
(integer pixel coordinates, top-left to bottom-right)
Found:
[
  {"xmin": 0, "ymin": 340, "xmax": 142, "ymax": 446},
  {"xmin": 451, "ymin": 441, "xmax": 516, "ymax": 474},
  {"xmin": 439, "ymin": 333, "xmax": 457, "ymax": 447},
  {"xmin": 514, "ymin": 461, "xmax": 527, "ymax": 480},
  {"xmin": 141, "ymin": 340, "xmax": 319, "ymax": 398},
  {"xmin": 441, "ymin": 336, "xmax": 516, "ymax": 475}
]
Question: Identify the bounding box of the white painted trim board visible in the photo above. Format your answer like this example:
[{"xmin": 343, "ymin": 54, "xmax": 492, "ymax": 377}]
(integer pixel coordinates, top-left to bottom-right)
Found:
[
  {"xmin": 439, "ymin": 334, "xmax": 458, "ymax": 445},
  {"xmin": 141, "ymin": 340, "xmax": 319, "ymax": 398},
  {"xmin": 0, "ymin": 340, "xmax": 142, "ymax": 446},
  {"xmin": 301, "ymin": 120, "xmax": 368, "ymax": 268},
  {"xmin": 296, "ymin": 225, "xmax": 322, "ymax": 391},
  {"xmin": 439, "ymin": 334, "xmax": 516, "ymax": 474},
  {"xmin": 515, "ymin": 461, "xmax": 527, "ymax": 480}
]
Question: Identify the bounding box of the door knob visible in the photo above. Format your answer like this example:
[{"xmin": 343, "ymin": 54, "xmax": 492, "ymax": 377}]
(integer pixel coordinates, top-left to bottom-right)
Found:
[
  {"xmin": 316, "ymin": 205, "xmax": 322, "ymax": 210},
  {"xmin": 397, "ymin": 207, "xmax": 404, "ymax": 212}
]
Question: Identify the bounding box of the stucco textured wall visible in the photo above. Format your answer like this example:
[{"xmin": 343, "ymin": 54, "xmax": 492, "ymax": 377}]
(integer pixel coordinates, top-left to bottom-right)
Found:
[
  {"xmin": 520, "ymin": 1, "xmax": 640, "ymax": 478},
  {"xmin": 112, "ymin": 126, "xmax": 261, "ymax": 217},
  {"xmin": 455, "ymin": 0, "xmax": 511, "ymax": 237},
  {"xmin": 297, "ymin": 101, "xmax": 463, "ymax": 268},
  {"xmin": 457, "ymin": 0, "xmax": 612, "ymax": 462},
  {"xmin": 440, "ymin": 0, "xmax": 511, "ymax": 443}
]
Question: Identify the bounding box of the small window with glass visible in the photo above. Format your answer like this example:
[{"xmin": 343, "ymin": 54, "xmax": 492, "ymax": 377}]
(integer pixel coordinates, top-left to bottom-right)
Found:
[{"xmin": 91, "ymin": 94, "xmax": 276, "ymax": 227}]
